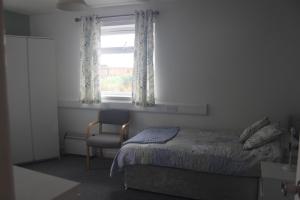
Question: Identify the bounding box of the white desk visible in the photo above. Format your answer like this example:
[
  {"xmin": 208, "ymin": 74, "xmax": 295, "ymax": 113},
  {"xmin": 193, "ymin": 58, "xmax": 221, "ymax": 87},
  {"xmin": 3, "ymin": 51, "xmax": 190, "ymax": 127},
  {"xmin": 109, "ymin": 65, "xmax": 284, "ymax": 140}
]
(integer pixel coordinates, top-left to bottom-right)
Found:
[{"xmin": 13, "ymin": 166, "xmax": 80, "ymax": 200}]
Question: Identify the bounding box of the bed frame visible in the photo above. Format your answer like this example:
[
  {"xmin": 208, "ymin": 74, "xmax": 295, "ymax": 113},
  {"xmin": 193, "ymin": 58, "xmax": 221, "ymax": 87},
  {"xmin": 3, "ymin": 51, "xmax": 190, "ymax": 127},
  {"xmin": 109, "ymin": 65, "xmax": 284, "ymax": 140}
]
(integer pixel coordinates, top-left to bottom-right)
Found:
[{"xmin": 124, "ymin": 165, "xmax": 259, "ymax": 200}]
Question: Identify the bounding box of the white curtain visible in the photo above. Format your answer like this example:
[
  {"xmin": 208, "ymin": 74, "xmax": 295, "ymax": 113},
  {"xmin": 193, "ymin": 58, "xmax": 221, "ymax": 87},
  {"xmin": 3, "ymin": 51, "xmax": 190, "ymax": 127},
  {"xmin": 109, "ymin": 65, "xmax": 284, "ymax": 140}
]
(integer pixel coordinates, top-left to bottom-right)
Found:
[
  {"xmin": 132, "ymin": 10, "xmax": 156, "ymax": 106},
  {"xmin": 79, "ymin": 16, "xmax": 101, "ymax": 104}
]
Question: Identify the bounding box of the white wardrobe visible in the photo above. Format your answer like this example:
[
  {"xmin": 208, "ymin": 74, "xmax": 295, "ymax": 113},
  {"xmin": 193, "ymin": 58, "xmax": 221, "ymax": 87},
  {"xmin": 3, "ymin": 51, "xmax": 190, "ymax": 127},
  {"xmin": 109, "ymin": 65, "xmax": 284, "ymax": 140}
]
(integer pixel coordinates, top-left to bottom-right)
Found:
[{"xmin": 5, "ymin": 35, "xmax": 59, "ymax": 164}]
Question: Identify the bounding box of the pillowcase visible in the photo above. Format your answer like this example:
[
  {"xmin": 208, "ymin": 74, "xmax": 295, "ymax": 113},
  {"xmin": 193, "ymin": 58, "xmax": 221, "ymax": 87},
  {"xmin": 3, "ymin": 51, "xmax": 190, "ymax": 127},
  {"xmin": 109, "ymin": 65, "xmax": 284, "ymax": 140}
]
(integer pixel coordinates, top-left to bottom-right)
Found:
[
  {"xmin": 243, "ymin": 124, "xmax": 282, "ymax": 150},
  {"xmin": 239, "ymin": 117, "xmax": 270, "ymax": 143}
]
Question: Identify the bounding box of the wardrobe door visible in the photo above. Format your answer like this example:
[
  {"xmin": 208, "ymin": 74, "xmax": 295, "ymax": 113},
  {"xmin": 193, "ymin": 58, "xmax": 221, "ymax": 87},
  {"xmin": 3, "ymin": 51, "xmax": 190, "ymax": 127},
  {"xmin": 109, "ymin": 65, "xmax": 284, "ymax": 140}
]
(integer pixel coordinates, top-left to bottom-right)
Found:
[
  {"xmin": 28, "ymin": 38, "xmax": 59, "ymax": 160},
  {"xmin": 5, "ymin": 36, "xmax": 34, "ymax": 164}
]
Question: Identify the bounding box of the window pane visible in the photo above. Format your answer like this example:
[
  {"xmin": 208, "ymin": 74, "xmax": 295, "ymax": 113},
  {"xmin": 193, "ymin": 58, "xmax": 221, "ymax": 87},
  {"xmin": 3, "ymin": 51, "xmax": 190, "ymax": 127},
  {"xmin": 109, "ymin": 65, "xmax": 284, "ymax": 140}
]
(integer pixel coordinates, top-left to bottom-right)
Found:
[
  {"xmin": 101, "ymin": 34, "xmax": 135, "ymax": 48},
  {"xmin": 101, "ymin": 53, "xmax": 133, "ymax": 68},
  {"xmin": 99, "ymin": 24, "xmax": 135, "ymax": 98},
  {"xmin": 99, "ymin": 53, "xmax": 133, "ymax": 95}
]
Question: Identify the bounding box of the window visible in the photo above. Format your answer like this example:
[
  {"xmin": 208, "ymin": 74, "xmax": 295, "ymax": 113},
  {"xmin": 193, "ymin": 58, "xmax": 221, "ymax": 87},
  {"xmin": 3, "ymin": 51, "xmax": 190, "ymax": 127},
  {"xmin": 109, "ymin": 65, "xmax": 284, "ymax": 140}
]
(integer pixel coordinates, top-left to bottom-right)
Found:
[{"xmin": 99, "ymin": 24, "xmax": 135, "ymax": 99}]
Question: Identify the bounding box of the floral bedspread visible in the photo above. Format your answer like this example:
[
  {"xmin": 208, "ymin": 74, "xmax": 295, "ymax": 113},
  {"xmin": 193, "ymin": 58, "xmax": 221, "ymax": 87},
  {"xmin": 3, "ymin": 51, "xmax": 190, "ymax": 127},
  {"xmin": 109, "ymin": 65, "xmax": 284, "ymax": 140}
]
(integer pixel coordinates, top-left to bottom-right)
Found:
[{"xmin": 110, "ymin": 128, "xmax": 282, "ymax": 177}]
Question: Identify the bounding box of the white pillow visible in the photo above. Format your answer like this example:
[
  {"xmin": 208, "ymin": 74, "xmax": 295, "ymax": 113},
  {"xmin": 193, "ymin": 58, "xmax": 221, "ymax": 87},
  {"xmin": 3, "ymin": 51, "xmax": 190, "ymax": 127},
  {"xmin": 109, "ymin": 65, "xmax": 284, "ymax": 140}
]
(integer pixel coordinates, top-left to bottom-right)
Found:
[
  {"xmin": 243, "ymin": 124, "xmax": 282, "ymax": 150},
  {"xmin": 239, "ymin": 117, "xmax": 270, "ymax": 143}
]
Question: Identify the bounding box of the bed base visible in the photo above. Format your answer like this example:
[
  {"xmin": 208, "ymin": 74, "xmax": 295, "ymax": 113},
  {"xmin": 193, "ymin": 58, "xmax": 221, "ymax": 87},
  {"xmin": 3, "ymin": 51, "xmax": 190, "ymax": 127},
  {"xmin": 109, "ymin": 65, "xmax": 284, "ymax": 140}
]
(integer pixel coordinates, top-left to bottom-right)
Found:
[{"xmin": 125, "ymin": 165, "xmax": 259, "ymax": 200}]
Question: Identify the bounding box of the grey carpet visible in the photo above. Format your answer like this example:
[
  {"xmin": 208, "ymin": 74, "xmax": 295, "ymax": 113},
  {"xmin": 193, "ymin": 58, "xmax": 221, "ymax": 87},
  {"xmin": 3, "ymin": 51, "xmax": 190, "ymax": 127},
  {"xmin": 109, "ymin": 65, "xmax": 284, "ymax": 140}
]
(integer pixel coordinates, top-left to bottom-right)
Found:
[{"xmin": 22, "ymin": 155, "xmax": 188, "ymax": 200}]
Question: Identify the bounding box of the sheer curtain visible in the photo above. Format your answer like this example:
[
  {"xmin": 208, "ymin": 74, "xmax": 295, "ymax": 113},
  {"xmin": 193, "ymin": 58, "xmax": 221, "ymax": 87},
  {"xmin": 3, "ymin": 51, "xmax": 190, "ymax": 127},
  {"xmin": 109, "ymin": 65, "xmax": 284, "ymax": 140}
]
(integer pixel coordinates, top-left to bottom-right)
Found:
[
  {"xmin": 132, "ymin": 10, "xmax": 156, "ymax": 106},
  {"xmin": 79, "ymin": 16, "xmax": 101, "ymax": 104}
]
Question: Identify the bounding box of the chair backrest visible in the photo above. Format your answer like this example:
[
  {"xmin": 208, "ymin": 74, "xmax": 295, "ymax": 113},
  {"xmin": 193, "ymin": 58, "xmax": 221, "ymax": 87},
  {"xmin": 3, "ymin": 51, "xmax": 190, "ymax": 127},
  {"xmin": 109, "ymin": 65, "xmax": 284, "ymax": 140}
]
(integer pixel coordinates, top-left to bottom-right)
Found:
[{"xmin": 98, "ymin": 109, "xmax": 130, "ymax": 125}]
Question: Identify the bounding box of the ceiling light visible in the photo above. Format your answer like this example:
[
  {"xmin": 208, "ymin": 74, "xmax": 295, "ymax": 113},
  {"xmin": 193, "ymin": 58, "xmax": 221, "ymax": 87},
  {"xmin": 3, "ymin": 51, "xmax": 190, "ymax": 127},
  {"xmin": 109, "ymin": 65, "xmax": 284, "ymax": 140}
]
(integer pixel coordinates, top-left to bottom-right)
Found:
[{"xmin": 56, "ymin": 0, "xmax": 89, "ymax": 11}]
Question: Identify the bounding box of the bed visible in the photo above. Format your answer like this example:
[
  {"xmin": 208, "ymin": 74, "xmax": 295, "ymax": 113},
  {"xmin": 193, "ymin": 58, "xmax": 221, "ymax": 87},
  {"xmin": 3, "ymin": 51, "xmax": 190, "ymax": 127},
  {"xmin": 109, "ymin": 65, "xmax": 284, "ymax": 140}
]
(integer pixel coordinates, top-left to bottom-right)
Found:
[{"xmin": 111, "ymin": 128, "xmax": 283, "ymax": 200}]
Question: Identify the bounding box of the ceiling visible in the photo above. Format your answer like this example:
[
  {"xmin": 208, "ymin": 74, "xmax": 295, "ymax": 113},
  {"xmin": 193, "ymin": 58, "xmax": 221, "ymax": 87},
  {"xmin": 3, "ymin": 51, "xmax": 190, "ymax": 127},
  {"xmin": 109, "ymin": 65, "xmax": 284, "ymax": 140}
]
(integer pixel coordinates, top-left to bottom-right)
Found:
[{"xmin": 3, "ymin": 0, "xmax": 166, "ymax": 15}]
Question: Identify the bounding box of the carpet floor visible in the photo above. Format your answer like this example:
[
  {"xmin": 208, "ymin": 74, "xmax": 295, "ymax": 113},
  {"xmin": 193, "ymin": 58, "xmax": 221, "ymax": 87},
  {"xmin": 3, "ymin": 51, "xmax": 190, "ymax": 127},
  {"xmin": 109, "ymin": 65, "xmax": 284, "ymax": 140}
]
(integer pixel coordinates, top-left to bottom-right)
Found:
[{"xmin": 22, "ymin": 155, "xmax": 188, "ymax": 200}]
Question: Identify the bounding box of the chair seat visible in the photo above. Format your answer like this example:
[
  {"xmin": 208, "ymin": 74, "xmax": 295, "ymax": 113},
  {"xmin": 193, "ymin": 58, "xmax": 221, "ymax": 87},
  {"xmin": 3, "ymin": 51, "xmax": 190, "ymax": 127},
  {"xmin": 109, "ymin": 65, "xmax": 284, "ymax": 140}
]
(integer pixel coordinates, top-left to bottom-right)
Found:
[{"xmin": 86, "ymin": 133, "xmax": 121, "ymax": 148}]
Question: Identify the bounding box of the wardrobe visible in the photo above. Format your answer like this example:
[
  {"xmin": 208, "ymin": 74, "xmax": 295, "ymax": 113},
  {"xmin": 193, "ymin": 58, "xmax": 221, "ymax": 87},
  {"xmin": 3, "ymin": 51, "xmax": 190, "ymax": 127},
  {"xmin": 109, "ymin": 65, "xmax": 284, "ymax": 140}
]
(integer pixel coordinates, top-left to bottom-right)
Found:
[{"xmin": 5, "ymin": 35, "xmax": 59, "ymax": 164}]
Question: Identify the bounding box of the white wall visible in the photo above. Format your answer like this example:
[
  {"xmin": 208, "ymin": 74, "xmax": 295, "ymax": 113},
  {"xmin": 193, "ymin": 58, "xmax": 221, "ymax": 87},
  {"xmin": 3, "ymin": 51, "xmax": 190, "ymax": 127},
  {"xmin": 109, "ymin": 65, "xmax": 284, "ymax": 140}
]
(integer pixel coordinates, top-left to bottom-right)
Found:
[{"xmin": 30, "ymin": 0, "xmax": 300, "ymax": 148}]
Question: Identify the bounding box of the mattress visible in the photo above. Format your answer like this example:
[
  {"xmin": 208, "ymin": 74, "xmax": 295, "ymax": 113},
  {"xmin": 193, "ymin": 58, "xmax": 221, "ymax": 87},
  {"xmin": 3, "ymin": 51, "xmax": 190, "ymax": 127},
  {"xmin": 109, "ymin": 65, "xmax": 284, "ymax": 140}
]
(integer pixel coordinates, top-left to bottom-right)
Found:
[{"xmin": 111, "ymin": 128, "xmax": 282, "ymax": 177}]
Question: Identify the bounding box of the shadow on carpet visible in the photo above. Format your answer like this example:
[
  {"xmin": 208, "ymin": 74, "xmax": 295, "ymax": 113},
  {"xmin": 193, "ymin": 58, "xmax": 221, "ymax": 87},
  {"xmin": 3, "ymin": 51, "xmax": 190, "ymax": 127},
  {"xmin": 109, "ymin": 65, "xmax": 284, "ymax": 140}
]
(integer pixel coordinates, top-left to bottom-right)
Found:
[{"xmin": 22, "ymin": 155, "xmax": 188, "ymax": 200}]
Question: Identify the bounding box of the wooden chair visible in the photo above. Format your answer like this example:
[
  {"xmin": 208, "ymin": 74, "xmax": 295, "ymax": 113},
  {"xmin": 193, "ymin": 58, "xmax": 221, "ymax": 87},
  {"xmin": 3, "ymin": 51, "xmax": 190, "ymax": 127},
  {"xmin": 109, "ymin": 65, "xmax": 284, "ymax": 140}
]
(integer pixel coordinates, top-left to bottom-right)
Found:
[{"xmin": 85, "ymin": 109, "xmax": 130, "ymax": 169}]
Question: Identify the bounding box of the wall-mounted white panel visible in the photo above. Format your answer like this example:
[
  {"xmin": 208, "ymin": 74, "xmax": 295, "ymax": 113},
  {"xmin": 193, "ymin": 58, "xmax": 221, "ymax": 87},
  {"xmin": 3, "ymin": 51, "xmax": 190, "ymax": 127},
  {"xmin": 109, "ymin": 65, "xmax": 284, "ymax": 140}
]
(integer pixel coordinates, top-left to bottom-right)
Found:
[
  {"xmin": 58, "ymin": 101, "xmax": 208, "ymax": 116},
  {"xmin": 28, "ymin": 38, "xmax": 59, "ymax": 160},
  {"xmin": 5, "ymin": 36, "xmax": 34, "ymax": 164}
]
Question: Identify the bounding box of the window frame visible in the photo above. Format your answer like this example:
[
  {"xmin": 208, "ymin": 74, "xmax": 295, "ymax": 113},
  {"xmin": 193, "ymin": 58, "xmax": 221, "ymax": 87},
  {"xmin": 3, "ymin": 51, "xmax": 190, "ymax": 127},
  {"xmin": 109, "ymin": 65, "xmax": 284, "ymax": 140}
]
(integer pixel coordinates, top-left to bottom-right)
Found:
[{"xmin": 99, "ymin": 21, "xmax": 135, "ymax": 101}]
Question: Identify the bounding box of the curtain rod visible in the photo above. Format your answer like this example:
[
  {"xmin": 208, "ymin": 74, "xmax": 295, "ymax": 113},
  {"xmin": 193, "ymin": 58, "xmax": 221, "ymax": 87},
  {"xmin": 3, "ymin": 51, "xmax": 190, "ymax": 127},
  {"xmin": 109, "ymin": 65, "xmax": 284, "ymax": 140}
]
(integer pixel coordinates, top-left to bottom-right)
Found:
[{"xmin": 74, "ymin": 11, "xmax": 159, "ymax": 22}]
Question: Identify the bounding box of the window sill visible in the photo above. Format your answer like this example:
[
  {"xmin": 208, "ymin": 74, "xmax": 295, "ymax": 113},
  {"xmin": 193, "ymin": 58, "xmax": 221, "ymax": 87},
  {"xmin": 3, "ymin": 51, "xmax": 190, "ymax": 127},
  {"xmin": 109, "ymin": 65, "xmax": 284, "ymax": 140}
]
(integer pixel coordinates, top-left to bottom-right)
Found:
[
  {"xmin": 101, "ymin": 95, "xmax": 131, "ymax": 103},
  {"xmin": 58, "ymin": 100, "xmax": 208, "ymax": 116}
]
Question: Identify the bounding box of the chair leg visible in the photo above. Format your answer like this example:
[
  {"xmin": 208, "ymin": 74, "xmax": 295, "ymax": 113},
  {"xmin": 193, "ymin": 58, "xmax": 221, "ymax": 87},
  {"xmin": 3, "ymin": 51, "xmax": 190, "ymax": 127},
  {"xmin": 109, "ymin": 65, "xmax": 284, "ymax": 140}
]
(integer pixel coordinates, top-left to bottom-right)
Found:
[{"xmin": 86, "ymin": 145, "xmax": 90, "ymax": 170}]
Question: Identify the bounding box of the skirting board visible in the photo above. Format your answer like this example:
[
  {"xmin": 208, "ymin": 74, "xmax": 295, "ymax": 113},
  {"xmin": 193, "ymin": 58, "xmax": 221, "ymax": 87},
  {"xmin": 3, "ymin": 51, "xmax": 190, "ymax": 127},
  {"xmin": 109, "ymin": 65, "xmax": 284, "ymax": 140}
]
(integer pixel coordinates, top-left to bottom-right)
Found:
[{"xmin": 58, "ymin": 101, "xmax": 208, "ymax": 116}]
